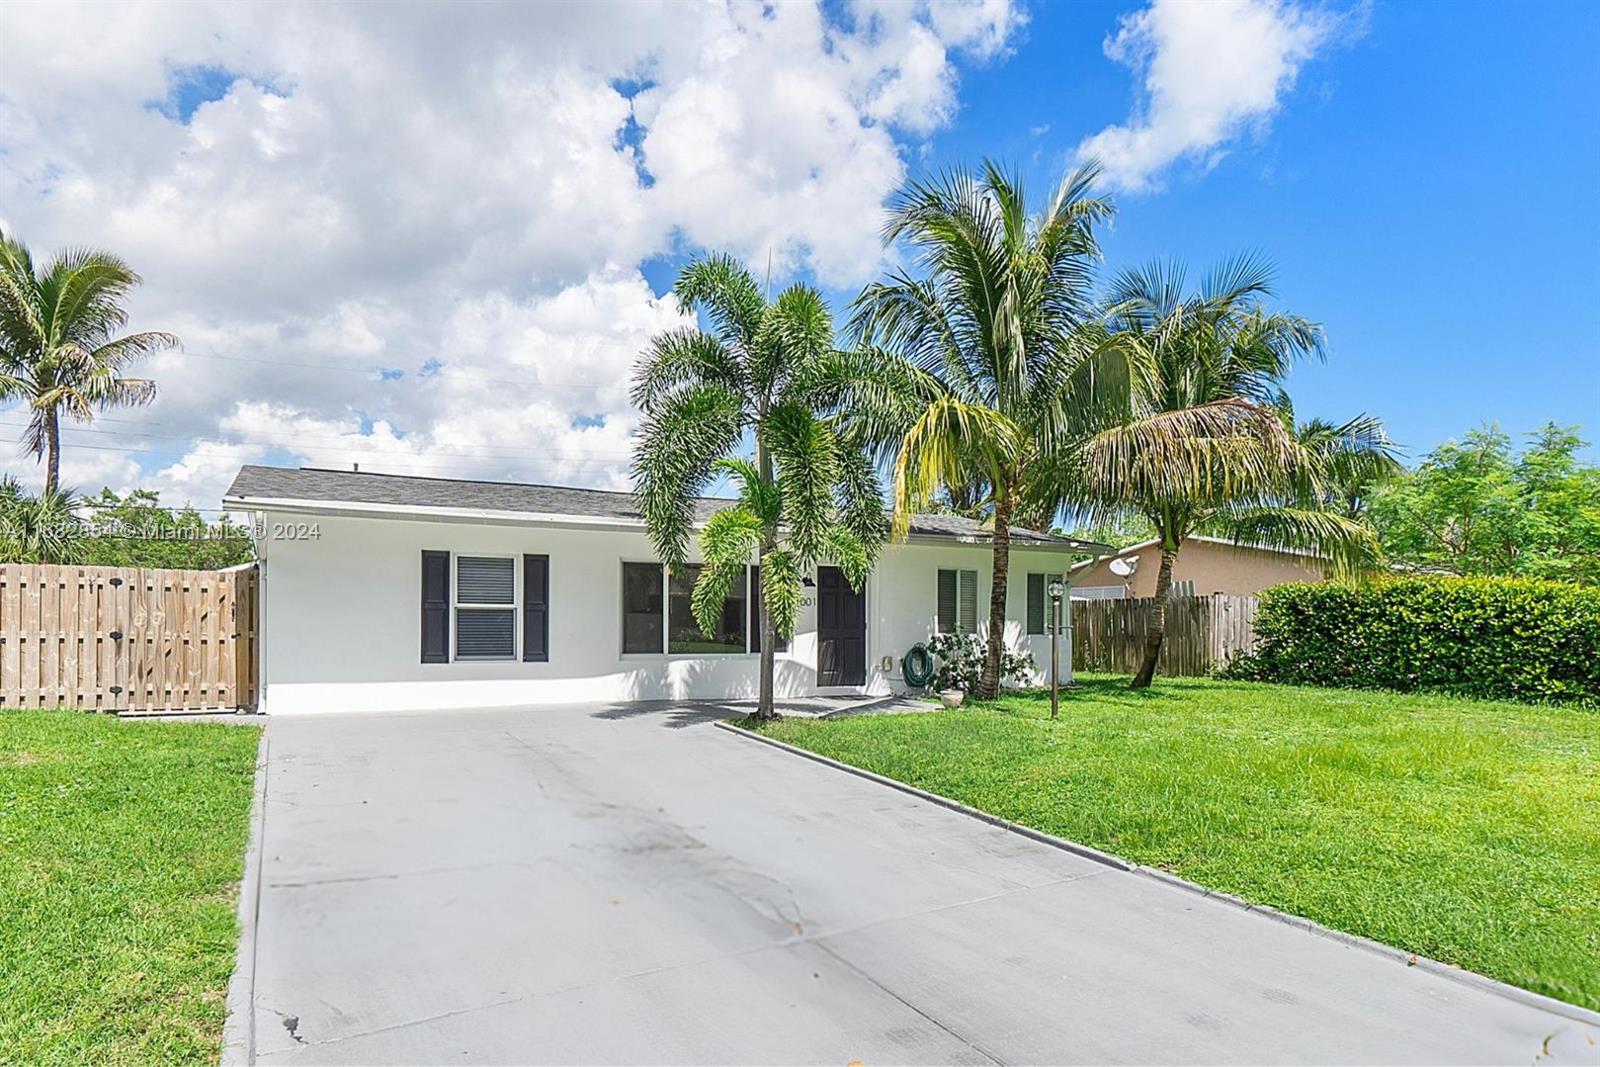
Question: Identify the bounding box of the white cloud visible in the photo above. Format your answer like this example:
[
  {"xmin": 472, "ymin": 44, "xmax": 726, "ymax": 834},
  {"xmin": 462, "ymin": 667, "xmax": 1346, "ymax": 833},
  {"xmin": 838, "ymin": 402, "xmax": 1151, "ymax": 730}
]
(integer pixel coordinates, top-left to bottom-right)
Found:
[
  {"xmin": 0, "ymin": 0, "xmax": 1017, "ymax": 507},
  {"xmin": 1077, "ymin": 0, "xmax": 1351, "ymax": 192}
]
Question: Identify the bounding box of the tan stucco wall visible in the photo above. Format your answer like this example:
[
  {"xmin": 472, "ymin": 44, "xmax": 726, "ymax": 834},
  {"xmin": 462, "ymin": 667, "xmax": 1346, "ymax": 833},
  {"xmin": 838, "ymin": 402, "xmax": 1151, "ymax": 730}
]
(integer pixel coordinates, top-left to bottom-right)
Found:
[{"xmin": 1071, "ymin": 539, "xmax": 1326, "ymax": 598}]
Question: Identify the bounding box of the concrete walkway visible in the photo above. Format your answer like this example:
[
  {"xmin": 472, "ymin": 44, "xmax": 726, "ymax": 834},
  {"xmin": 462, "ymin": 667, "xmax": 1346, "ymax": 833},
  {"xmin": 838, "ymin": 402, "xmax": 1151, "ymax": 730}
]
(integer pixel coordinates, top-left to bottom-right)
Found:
[{"xmin": 236, "ymin": 703, "xmax": 1596, "ymax": 1065}]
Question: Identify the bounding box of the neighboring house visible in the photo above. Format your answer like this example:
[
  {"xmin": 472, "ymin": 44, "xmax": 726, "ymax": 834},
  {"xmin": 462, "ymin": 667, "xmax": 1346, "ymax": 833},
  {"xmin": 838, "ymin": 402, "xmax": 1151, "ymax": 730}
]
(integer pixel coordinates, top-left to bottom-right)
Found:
[
  {"xmin": 1069, "ymin": 535, "xmax": 1328, "ymax": 600},
  {"xmin": 224, "ymin": 466, "xmax": 1101, "ymax": 715}
]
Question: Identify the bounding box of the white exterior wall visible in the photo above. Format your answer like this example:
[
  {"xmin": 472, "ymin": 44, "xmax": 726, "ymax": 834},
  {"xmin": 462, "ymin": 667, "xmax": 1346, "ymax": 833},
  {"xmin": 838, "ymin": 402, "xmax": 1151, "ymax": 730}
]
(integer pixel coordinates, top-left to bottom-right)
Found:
[{"xmin": 253, "ymin": 509, "xmax": 1078, "ymax": 714}]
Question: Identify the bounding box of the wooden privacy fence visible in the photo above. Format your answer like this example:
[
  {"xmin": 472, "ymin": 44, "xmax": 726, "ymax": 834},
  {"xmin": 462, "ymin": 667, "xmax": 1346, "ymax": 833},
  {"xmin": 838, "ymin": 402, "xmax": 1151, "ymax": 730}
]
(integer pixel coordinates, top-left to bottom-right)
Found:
[
  {"xmin": 1072, "ymin": 594, "xmax": 1258, "ymax": 677},
  {"xmin": 0, "ymin": 562, "xmax": 258, "ymax": 712}
]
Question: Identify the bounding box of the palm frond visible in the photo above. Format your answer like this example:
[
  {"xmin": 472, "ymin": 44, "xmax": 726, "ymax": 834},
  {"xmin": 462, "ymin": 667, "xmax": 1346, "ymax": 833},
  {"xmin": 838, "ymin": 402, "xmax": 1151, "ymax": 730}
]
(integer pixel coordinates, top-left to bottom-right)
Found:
[
  {"xmin": 759, "ymin": 546, "xmax": 802, "ymax": 639},
  {"xmin": 673, "ymin": 253, "xmax": 765, "ymax": 352},
  {"xmin": 821, "ymin": 525, "xmax": 871, "ymax": 591},
  {"xmin": 1075, "ymin": 398, "xmax": 1297, "ymax": 510},
  {"xmin": 892, "ymin": 396, "xmax": 1022, "ymax": 540},
  {"xmin": 758, "ymin": 283, "xmax": 831, "ymax": 392},
  {"xmin": 833, "ymin": 445, "xmax": 887, "ymax": 563},
  {"xmin": 712, "ymin": 456, "xmax": 781, "ymax": 527},
  {"xmin": 631, "ymin": 383, "xmax": 745, "ymax": 568},
  {"xmin": 1211, "ymin": 505, "xmax": 1382, "ymax": 577},
  {"xmin": 630, "ymin": 328, "xmax": 743, "ymax": 414},
  {"xmin": 809, "ymin": 346, "xmax": 946, "ymax": 464},
  {"xmin": 1198, "ymin": 251, "xmax": 1276, "ymax": 308},
  {"xmin": 761, "ymin": 401, "xmax": 840, "ymax": 560},
  {"xmin": 692, "ymin": 505, "xmax": 764, "ymax": 636}
]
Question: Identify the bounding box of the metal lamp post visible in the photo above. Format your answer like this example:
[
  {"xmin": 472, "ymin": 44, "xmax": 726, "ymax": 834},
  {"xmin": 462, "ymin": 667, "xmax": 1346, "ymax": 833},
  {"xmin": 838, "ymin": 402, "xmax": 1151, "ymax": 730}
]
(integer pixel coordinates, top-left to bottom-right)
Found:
[{"xmin": 1048, "ymin": 577, "xmax": 1066, "ymax": 720}]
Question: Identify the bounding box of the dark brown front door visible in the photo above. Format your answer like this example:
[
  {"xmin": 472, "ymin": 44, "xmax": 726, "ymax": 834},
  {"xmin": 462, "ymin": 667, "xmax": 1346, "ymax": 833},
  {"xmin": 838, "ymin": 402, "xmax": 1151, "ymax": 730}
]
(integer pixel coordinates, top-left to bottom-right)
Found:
[{"xmin": 816, "ymin": 566, "xmax": 866, "ymax": 686}]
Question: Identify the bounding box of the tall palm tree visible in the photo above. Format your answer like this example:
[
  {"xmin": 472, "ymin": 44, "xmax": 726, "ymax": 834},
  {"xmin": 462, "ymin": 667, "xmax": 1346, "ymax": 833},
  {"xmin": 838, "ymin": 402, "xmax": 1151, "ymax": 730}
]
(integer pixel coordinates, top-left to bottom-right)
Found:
[
  {"xmin": 842, "ymin": 159, "xmax": 1125, "ymax": 699},
  {"xmin": 1073, "ymin": 256, "xmax": 1382, "ymax": 688},
  {"xmin": 633, "ymin": 254, "xmax": 886, "ymax": 721},
  {"xmin": 0, "ymin": 233, "xmax": 174, "ymax": 493}
]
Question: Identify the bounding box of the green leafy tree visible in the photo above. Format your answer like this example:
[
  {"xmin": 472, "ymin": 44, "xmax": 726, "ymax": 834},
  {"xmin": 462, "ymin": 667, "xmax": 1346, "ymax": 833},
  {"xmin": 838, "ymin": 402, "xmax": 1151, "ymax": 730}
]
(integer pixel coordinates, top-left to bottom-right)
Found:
[
  {"xmin": 841, "ymin": 160, "xmax": 1127, "ymax": 699},
  {"xmin": 0, "ymin": 477, "xmax": 83, "ymax": 564},
  {"xmin": 1515, "ymin": 425, "xmax": 1600, "ymax": 583},
  {"xmin": 79, "ymin": 488, "xmax": 254, "ymax": 569},
  {"xmin": 1371, "ymin": 423, "xmax": 1600, "ymax": 583},
  {"xmin": 1072, "ymin": 257, "xmax": 1382, "ymax": 688},
  {"xmin": 0, "ymin": 233, "xmax": 174, "ymax": 493},
  {"xmin": 632, "ymin": 255, "xmax": 886, "ymax": 721},
  {"xmin": 1066, "ymin": 512, "xmax": 1157, "ymax": 549}
]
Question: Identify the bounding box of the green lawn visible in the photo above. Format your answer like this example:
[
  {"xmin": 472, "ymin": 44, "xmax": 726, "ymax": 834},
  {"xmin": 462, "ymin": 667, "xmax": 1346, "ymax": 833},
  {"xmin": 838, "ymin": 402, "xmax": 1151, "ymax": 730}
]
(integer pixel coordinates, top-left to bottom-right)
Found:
[
  {"xmin": 757, "ymin": 675, "xmax": 1600, "ymax": 1012},
  {"xmin": 0, "ymin": 712, "xmax": 261, "ymax": 1066}
]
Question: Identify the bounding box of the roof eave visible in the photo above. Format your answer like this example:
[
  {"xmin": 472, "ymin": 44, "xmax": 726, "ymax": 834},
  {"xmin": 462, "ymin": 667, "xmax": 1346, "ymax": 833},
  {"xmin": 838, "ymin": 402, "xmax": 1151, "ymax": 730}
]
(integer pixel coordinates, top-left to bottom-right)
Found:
[{"xmin": 226, "ymin": 494, "xmax": 1111, "ymax": 552}]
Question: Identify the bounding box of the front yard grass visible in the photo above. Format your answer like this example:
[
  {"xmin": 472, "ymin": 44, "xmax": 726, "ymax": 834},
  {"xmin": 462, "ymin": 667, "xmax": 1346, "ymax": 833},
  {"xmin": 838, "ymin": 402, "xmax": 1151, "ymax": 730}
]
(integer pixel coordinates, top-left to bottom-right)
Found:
[
  {"xmin": 0, "ymin": 711, "xmax": 261, "ymax": 1066},
  {"xmin": 757, "ymin": 675, "xmax": 1600, "ymax": 1012}
]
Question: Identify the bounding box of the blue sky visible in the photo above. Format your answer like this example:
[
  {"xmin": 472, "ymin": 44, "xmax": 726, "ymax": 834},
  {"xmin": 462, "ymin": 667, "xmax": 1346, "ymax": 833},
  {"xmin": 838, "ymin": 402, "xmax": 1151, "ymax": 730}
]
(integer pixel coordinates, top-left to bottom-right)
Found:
[
  {"xmin": 945, "ymin": 1, "xmax": 1598, "ymax": 458},
  {"xmin": 3, "ymin": 0, "xmax": 1596, "ymax": 506}
]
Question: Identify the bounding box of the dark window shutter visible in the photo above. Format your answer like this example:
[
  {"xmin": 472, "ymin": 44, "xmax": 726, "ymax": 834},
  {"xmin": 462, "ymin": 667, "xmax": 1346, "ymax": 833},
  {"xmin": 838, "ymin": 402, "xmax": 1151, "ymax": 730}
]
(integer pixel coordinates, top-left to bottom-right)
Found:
[
  {"xmin": 1027, "ymin": 573, "xmax": 1045, "ymax": 635},
  {"xmin": 957, "ymin": 570, "xmax": 978, "ymax": 634},
  {"xmin": 936, "ymin": 569, "xmax": 957, "ymax": 633},
  {"xmin": 421, "ymin": 550, "xmax": 450, "ymax": 663},
  {"xmin": 523, "ymin": 554, "xmax": 549, "ymax": 662}
]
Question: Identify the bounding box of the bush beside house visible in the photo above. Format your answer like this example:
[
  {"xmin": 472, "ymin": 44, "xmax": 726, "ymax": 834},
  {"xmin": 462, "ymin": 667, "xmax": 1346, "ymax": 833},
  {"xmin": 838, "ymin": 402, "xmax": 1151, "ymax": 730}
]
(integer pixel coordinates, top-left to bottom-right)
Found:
[{"xmin": 1226, "ymin": 576, "xmax": 1600, "ymax": 704}]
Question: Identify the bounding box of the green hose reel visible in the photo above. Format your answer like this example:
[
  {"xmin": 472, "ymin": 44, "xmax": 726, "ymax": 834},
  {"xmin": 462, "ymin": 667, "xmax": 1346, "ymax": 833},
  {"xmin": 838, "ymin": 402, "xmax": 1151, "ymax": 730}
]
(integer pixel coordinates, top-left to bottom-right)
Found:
[{"xmin": 901, "ymin": 643, "xmax": 936, "ymax": 688}]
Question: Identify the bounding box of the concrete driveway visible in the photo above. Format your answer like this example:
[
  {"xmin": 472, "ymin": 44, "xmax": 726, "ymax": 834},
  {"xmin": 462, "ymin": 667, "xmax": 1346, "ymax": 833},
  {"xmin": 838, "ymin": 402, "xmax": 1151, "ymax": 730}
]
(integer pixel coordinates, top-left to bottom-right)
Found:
[{"xmin": 235, "ymin": 703, "xmax": 1596, "ymax": 1065}]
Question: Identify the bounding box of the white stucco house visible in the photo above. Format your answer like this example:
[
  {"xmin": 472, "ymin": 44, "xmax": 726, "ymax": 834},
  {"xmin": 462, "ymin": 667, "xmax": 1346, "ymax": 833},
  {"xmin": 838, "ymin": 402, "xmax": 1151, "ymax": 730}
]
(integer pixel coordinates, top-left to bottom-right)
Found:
[{"xmin": 224, "ymin": 465, "xmax": 1102, "ymax": 715}]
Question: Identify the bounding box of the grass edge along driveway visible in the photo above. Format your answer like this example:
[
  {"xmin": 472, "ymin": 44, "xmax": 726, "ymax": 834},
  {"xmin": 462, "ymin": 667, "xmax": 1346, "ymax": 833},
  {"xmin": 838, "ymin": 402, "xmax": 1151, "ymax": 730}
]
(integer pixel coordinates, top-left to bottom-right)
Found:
[
  {"xmin": 757, "ymin": 676, "xmax": 1600, "ymax": 1013},
  {"xmin": 0, "ymin": 711, "xmax": 260, "ymax": 1066}
]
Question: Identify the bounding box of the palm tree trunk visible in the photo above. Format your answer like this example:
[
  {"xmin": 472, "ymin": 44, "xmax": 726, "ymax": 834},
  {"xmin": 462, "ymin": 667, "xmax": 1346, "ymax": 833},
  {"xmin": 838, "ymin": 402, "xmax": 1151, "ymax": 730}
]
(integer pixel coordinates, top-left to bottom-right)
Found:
[
  {"xmin": 977, "ymin": 490, "xmax": 1014, "ymax": 700},
  {"xmin": 43, "ymin": 408, "xmax": 61, "ymax": 495},
  {"xmin": 753, "ymin": 438, "xmax": 779, "ymax": 722},
  {"xmin": 1130, "ymin": 544, "xmax": 1179, "ymax": 689}
]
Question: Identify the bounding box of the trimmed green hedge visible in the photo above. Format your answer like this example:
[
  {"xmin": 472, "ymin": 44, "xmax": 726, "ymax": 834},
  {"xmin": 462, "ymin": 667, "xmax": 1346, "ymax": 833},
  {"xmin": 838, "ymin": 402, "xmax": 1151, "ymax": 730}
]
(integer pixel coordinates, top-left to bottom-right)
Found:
[{"xmin": 1225, "ymin": 576, "xmax": 1600, "ymax": 704}]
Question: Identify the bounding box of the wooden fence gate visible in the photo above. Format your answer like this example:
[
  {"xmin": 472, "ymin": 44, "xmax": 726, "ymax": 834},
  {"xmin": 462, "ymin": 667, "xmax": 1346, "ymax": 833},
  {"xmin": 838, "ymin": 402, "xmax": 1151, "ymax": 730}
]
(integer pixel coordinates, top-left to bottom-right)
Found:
[
  {"xmin": 1072, "ymin": 594, "xmax": 1258, "ymax": 677},
  {"xmin": 0, "ymin": 562, "xmax": 258, "ymax": 712}
]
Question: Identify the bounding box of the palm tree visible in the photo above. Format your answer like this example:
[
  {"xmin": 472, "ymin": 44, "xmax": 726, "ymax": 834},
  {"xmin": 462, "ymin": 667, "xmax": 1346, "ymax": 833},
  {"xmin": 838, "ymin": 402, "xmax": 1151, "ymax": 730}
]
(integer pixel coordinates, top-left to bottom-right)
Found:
[
  {"xmin": 0, "ymin": 477, "xmax": 83, "ymax": 563},
  {"xmin": 1073, "ymin": 257, "xmax": 1382, "ymax": 688},
  {"xmin": 0, "ymin": 233, "xmax": 174, "ymax": 493},
  {"xmin": 842, "ymin": 159, "xmax": 1125, "ymax": 699},
  {"xmin": 632, "ymin": 254, "xmax": 886, "ymax": 721}
]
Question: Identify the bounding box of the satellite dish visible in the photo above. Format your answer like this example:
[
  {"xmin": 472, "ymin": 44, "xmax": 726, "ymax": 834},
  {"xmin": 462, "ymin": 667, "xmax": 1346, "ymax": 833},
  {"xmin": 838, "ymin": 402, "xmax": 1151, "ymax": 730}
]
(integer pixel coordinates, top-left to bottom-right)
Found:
[{"xmin": 1109, "ymin": 555, "xmax": 1138, "ymax": 578}]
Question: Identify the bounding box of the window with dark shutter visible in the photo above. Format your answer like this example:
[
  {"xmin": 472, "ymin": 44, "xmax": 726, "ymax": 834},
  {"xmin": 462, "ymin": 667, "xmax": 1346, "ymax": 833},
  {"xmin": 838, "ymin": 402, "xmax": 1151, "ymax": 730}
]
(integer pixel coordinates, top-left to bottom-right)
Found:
[
  {"xmin": 937, "ymin": 568, "xmax": 978, "ymax": 634},
  {"xmin": 957, "ymin": 570, "xmax": 977, "ymax": 633},
  {"xmin": 523, "ymin": 554, "xmax": 549, "ymax": 662},
  {"xmin": 421, "ymin": 550, "xmax": 450, "ymax": 663},
  {"xmin": 455, "ymin": 556, "xmax": 515, "ymax": 659},
  {"xmin": 1026, "ymin": 572, "xmax": 1065, "ymax": 635}
]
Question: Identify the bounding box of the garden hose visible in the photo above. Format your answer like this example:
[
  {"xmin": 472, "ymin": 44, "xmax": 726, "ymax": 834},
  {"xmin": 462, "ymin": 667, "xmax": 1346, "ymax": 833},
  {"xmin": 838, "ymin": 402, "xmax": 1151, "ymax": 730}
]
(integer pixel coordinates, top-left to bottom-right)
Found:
[{"xmin": 901, "ymin": 643, "xmax": 936, "ymax": 689}]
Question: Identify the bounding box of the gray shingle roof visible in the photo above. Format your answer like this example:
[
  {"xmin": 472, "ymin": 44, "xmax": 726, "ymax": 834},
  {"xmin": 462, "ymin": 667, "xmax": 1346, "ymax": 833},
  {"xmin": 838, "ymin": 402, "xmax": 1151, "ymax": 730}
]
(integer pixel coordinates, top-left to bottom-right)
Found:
[{"xmin": 224, "ymin": 465, "xmax": 1094, "ymax": 547}]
